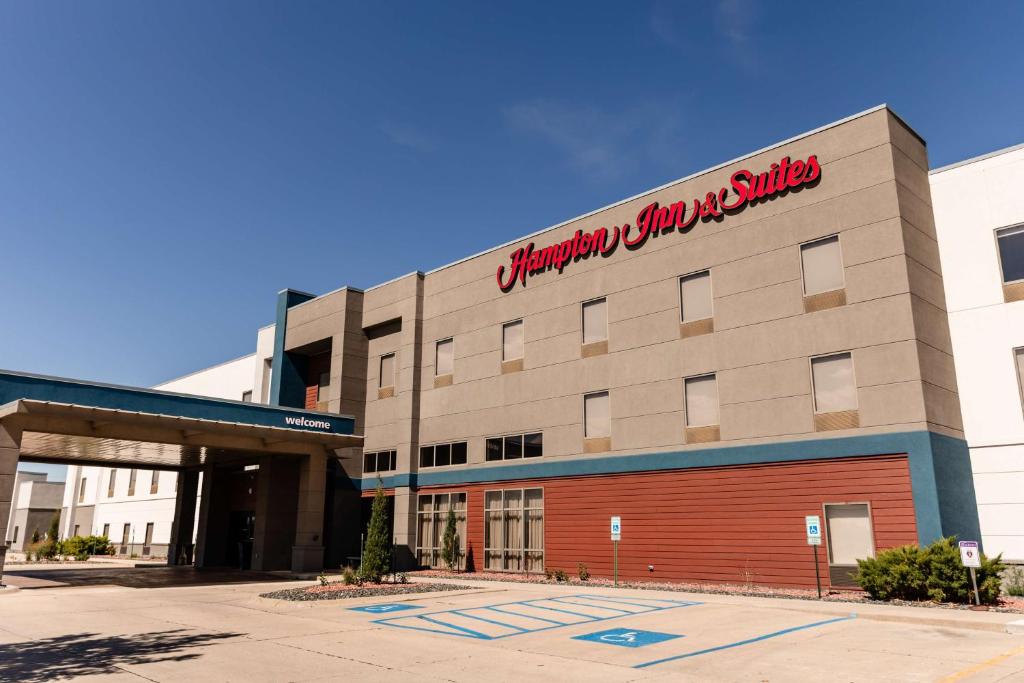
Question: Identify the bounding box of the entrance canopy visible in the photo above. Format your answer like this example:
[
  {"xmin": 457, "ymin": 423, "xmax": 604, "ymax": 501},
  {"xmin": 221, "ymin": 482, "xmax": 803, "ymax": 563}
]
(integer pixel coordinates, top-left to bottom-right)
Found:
[{"xmin": 0, "ymin": 370, "xmax": 362, "ymax": 469}]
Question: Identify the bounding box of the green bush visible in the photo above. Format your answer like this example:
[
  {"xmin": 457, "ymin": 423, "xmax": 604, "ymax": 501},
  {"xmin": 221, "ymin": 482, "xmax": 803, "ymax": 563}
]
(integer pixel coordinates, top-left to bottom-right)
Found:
[
  {"xmin": 855, "ymin": 537, "xmax": 1004, "ymax": 605},
  {"xmin": 341, "ymin": 566, "xmax": 361, "ymax": 586},
  {"xmin": 577, "ymin": 562, "xmax": 590, "ymax": 582},
  {"xmin": 61, "ymin": 535, "xmax": 113, "ymax": 558},
  {"xmin": 441, "ymin": 507, "xmax": 459, "ymax": 571},
  {"xmin": 1004, "ymin": 566, "xmax": 1024, "ymax": 597},
  {"xmin": 553, "ymin": 569, "xmax": 569, "ymax": 583}
]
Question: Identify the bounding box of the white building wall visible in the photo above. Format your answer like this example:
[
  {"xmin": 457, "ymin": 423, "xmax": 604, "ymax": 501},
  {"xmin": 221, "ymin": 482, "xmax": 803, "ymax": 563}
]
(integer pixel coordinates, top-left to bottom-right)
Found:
[
  {"xmin": 60, "ymin": 354, "xmax": 257, "ymax": 553},
  {"xmin": 931, "ymin": 143, "xmax": 1024, "ymax": 562}
]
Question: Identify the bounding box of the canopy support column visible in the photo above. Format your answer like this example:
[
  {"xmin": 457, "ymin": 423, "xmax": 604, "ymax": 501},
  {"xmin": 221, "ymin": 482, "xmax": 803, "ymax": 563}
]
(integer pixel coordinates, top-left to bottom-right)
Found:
[
  {"xmin": 0, "ymin": 422, "xmax": 23, "ymax": 584},
  {"xmin": 167, "ymin": 469, "xmax": 200, "ymax": 566},
  {"xmin": 291, "ymin": 449, "xmax": 326, "ymax": 573}
]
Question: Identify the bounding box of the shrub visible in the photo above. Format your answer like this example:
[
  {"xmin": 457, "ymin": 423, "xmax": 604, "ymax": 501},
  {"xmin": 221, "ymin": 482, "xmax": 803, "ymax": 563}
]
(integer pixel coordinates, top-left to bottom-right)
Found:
[
  {"xmin": 61, "ymin": 535, "xmax": 111, "ymax": 558},
  {"xmin": 396, "ymin": 572, "xmax": 409, "ymax": 584},
  {"xmin": 553, "ymin": 569, "xmax": 569, "ymax": 583},
  {"xmin": 359, "ymin": 484, "xmax": 391, "ymax": 584},
  {"xmin": 1004, "ymin": 566, "xmax": 1024, "ymax": 597},
  {"xmin": 856, "ymin": 537, "xmax": 1004, "ymax": 605},
  {"xmin": 544, "ymin": 568, "xmax": 554, "ymax": 581},
  {"xmin": 31, "ymin": 529, "xmax": 41, "ymax": 544},
  {"xmin": 318, "ymin": 574, "xmax": 330, "ymax": 586},
  {"xmin": 342, "ymin": 566, "xmax": 361, "ymax": 586},
  {"xmin": 577, "ymin": 562, "xmax": 590, "ymax": 582},
  {"xmin": 441, "ymin": 507, "xmax": 459, "ymax": 572}
]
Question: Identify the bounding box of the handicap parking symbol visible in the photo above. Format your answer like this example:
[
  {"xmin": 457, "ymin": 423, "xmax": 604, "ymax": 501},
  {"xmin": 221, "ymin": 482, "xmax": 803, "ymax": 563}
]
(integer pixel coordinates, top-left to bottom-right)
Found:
[
  {"xmin": 573, "ymin": 627, "xmax": 682, "ymax": 648},
  {"xmin": 348, "ymin": 603, "xmax": 421, "ymax": 613}
]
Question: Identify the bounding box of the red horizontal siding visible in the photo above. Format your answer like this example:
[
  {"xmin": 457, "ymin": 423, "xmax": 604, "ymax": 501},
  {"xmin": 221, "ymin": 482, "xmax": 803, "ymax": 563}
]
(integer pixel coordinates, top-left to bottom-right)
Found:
[{"xmin": 419, "ymin": 454, "xmax": 916, "ymax": 589}]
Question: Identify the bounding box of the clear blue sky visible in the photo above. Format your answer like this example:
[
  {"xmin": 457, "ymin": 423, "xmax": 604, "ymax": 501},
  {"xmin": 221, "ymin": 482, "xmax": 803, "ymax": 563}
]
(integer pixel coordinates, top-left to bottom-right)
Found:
[{"xmin": 2, "ymin": 1, "xmax": 1022, "ymax": 393}]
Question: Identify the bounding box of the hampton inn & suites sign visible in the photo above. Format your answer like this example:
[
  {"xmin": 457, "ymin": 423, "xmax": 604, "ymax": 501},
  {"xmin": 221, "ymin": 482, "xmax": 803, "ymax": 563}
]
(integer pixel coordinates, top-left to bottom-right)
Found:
[{"xmin": 496, "ymin": 154, "xmax": 821, "ymax": 291}]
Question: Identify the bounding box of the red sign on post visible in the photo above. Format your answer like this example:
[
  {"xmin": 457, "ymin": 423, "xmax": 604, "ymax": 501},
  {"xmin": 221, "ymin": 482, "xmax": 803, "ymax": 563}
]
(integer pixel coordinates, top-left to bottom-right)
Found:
[{"xmin": 496, "ymin": 154, "xmax": 821, "ymax": 291}]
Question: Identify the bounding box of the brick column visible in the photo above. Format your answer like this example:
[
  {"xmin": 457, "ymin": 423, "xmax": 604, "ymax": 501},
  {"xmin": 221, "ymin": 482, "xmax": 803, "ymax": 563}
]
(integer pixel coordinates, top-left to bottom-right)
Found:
[
  {"xmin": 167, "ymin": 469, "xmax": 200, "ymax": 566},
  {"xmin": 0, "ymin": 422, "xmax": 22, "ymax": 584},
  {"xmin": 291, "ymin": 449, "xmax": 326, "ymax": 572}
]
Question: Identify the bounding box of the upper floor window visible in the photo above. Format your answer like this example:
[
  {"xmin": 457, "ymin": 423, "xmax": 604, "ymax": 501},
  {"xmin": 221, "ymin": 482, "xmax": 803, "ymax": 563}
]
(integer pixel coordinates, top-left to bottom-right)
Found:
[
  {"xmin": 800, "ymin": 235, "xmax": 844, "ymax": 295},
  {"xmin": 486, "ymin": 432, "xmax": 542, "ymax": 461},
  {"xmin": 379, "ymin": 353, "xmax": 396, "ymax": 389},
  {"xmin": 435, "ymin": 338, "xmax": 454, "ymax": 377},
  {"xmin": 582, "ymin": 298, "xmax": 608, "ymax": 345},
  {"xmin": 997, "ymin": 225, "xmax": 1024, "ymax": 283},
  {"xmin": 107, "ymin": 470, "xmax": 116, "ymax": 498},
  {"xmin": 241, "ymin": 390, "xmax": 252, "ymax": 402},
  {"xmin": 684, "ymin": 374, "xmax": 720, "ymax": 427},
  {"xmin": 502, "ymin": 320, "xmax": 524, "ymax": 361},
  {"xmin": 364, "ymin": 450, "xmax": 397, "ymax": 474},
  {"xmin": 679, "ymin": 271, "xmax": 713, "ymax": 322},
  {"xmin": 150, "ymin": 471, "xmax": 159, "ymax": 495},
  {"xmin": 78, "ymin": 477, "xmax": 87, "ymax": 503},
  {"xmin": 584, "ymin": 391, "xmax": 611, "ymax": 439},
  {"xmin": 811, "ymin": 352, "xmax": 858, "ymax": 413},
  {"xmin": 127, "ymin": 469, "xmax": 137, "ymax": 496},
  {"xmin": 419, "ymin": 441, "xmax": 467, "ymax": 468}
]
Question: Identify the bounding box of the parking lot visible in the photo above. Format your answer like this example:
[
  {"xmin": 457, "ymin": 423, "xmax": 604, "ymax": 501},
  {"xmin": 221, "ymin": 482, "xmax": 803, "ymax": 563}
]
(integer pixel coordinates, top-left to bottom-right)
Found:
[{"xmin": 1, "ymin": 573, "xmax": 1023, "ymax": 682}]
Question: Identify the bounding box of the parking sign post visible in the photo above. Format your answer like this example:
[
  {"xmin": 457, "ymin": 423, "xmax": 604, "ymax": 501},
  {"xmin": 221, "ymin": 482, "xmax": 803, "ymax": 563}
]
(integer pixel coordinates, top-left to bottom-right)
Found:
[
  {"xmin": 805, "ymin": 515, "xmax": 823, "ymax": 599},
  {"xmin": 610, "ymin": 516, "xmax": 621, "ymax": 586},
  {"xmin": 959, "ymin": 541, "xmax": 982, "ymax": 606}
]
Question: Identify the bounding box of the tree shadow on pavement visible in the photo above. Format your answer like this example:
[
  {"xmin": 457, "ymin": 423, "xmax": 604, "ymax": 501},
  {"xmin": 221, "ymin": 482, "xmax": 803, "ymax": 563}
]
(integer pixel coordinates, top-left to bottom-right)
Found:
[{"xmin": 0, "ymin": 629, "xmax": 244, "ymax": 682}]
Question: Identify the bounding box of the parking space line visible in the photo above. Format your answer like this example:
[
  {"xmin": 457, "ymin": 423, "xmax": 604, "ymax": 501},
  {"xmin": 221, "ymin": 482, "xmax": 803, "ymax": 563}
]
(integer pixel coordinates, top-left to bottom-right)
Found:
[
  {"xmin": 633, "ymin": 614, "xmax": 857, "ymax": 668},
  {"xmin": 452, "ymin": 610, "xmax": 531, "ymax": 632},
  {"xmin": 418, "ymin": 615, "xmax": 491, "ymax": 639},
  {"xmin": 486, "ymin": 605, "xmax": 568, "ymax": 626}
]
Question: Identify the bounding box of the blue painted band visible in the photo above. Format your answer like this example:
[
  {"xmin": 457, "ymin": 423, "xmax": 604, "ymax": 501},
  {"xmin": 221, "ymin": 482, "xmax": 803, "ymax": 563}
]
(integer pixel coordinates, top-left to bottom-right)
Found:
[
  {"xmin": 633, "ymin": 614, "xmax": 857, "ymax": 668},
  {"xmin": 0, "ymin": 370, "xmax": 354, "ymax": 435}
]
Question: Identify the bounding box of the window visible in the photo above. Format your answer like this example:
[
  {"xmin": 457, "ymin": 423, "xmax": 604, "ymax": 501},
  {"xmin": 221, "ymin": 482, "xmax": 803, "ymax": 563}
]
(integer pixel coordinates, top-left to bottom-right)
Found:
[
  {"xmin": 419, "ymin": 441, "xmax": 468, "ymax": 468},
  {"xmin": 684, "ymin": 375, "xmax": 720, "ymax": 427},
  {"xmin": 486, "ymin": 433, "xmax": 542, "ymax": 461},
  {"xmin": 811, "ymin": 353, "xmax": 858, "ymax": 413},
  {"xmin": 379, "ymin": 353, "xmax": 396, "ymax": 389},
  {"xmin": 12, "ymin": 527, "xmax": 18, "ymax": 544},
  {"xmin": 679, "ymin": 271, "xmax": 713, "ymax": 322},
  {"xmin": 121, "ymin": 523, "xmax": 131, "ymax": 549},
  {"xmin": 800, "ymin": 235, "xmax": 844, "ymax": 295},
  {"xmin": 363, "ymin": 450, "xmax": 397, "ymax": 474},
  {"xmin": 316, "ymin": 372, "xmax": 330, "ymax": 411},
  {"xmin": 78, "ymin": 478, "xmax": 87, "ymax": 503},
  {"xmin": 824, "ymin": 503, "xmax": 874, "ymax": 566},
  {"xmin": 107, "ymin": 471, "xmax": 116, "ymax": 497},
  {"xmin": 484, "ymin": 488, "xmax": 543, "ymax": 572},
  {"xmin": 997, "ymin": 225, "xmax": 1024, "ymax": 283},
  {"xmin": 584, "ymin": 391, "xmax": 610, "ymax": 439},
  {"xmin": 127, "ymin": 469, "xmax": 137, "ymax": 496},
  {"xmin": 502, "ymin": 320, "xmax": 524, "ymax": 361},
  {"xmin": 435, "ymin": 338, "xmax": 454, "ymax": 376},
  {"xmin": 416, "ymin": 492, "xmax": 467, "ymax": 568},
  {"xmin": 150, "ymin": 471, "xmax": 159, "ymax": 495},
  {"xmin": 102, "ymin": 524, "xmax": 110, "ymax": 539},
  {"xmin": 144, "ymin": 522, "xmax": 154, "ymax": 552},
  {"xmin": 241, "ymin": 390, "xmax": 253, "ymax": 402},
  {"xmin": 73, "ymin": 525, "xmax": 80, "ymax": 537},
  {"xmin": 261, "ymin": 359, "xmax": 273, "ymax": 403},
  {"xmin": 582, "ymin": 298, "xmax": 608, "ymax": 344}
]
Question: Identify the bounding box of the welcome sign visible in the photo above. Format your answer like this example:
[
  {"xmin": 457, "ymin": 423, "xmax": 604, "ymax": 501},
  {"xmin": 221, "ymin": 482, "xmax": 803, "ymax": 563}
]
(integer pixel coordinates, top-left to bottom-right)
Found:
[{"xmin": 496, "ymin": 154, "xmax": 821, "ymax": 291}]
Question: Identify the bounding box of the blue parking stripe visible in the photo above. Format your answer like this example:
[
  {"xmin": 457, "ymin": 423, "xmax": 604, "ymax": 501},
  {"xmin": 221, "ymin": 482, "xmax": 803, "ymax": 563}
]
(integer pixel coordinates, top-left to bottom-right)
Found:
[
  {"xmin": 417, "ymin": 615, "xmax": 492, "ymax": 640},
  {"xmin": 633, "ymin": 614, "xmax": 857, "ymax": 668},
  {"xmin": 576, "ymin": 594, "xmax": 700, "ymax": 609},
  {"xmin": 552, "ymin": 597, "xmax": 632, "ymax": 613},
  {"xmin": 485, "ymin": 605, "xmax": 569, "ymax": 626},
  {"xmin": 452, "ymin": 610, "xmax": 531, "ymax": 632},
  {"xmin": 524, "ymin": 601, "xmax": 605, "ymax": 619}
]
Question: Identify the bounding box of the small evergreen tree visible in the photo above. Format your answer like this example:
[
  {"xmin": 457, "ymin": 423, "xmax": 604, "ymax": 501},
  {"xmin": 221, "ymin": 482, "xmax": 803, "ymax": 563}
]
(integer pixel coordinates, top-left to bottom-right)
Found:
[
  {"xmin": 47, "ymin": 514, "xmax": 60, "ymax": 541},
  {"xmin": 441, "ymin": 507, "xmax": 459, "ymax": 571},
  {"xmin": 31, "ymin": 529, "xmax": 40, "ymax": 544},
  {"xmin": 359, "ymin": 483, "xmax": 391, "ymax": 583}
]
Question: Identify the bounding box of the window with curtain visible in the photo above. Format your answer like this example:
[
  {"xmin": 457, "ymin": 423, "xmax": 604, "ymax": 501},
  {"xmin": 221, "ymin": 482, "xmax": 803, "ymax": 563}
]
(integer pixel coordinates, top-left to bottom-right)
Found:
[
  {"xmin": 415, "ymin": 492, "xmax": 467, "ymax": 568},
  {"xmin": 379, "ymin": 353, "xmax": 395, "ymax": 389},
  {"xmin": 584, "ymin": 391, "xmax": 610, "ymax": 438},
  {"xmin": 997, "ymin": 225, "xmax": 1024, "ymax": 283},
  {"xmin": 679, "ymin": 270, "xmax": 713, "ymax": 322},
  {"xmin": 435, "ymin": 338, "xmax": 454, "ymax": 376},
  {"xmin": 502, "ymin": 320, "xmax": 524, "ymax": 361},
  {"xmin": 800, "ymin": 235, "xmax": 844, "ymax": 295},
  {"xmin": 811, "ymin": 353, "xmax": 858, "ymax": 413},
  {"xmin": 484, "ymin": 488, "xmax": 543, "ymax": 572},
  {"xmin": 582, "ymin": 298, "xmax": 608, "ymax": 344},
  {"xmin": 685, "ymin": 375, "xmax": 719, "ymax": 427}
]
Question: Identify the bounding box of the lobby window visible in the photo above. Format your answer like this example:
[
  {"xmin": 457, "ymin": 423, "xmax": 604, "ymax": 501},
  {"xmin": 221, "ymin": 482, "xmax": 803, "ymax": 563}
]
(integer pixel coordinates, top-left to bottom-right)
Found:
[
  {"xmin": 419, "ymin": 441, "xmax": 468, "ymax": 468},
  {"xmin": 583, "ymin": 391, "xmax": 611, "ymax": 451},
  {"xmin": 679, "ymin": 270, "xmax": 714, "ymax": 337},
  {"xmin": 581, "ymin": 298, "xmax": 608, "ymax": 356},
  {"xmin": 416, "ymin": 492, "xmax": 467, "ymax": 569},
  {"xmin": 435, "ymin": 338, "xmax": 454, "ymax": 387},
  {"xmin": 502, "ymin": 320, "xmax": 524, "ymax": 373},
  {"xmin": 363, "ymin": 450, "xmax": 397, "ymax": 474},
  {"xmin": 128, "ymin": 469, "xmax": 137, "ymax": 496},
  {"xmin": 484, "ymin": 488, "xmax": 543, "ymax": 572},
  {"xmin": 997, "ymin": 225, "xmax": 1024, "ymax": 302},
  {"xmin": 241, "ymin": 390, "xmax": 253, "ymax": 402},
  {"xmin": 800, "ymin": 235, "xmax": 846, "ymax": 312},
  {"xmin": 684, "ymin": 374, "xmax": 720, "ymax": 443},
  {"xmin": 486, "ymin": 432, "xmax": 543, "ymax": 461},
  {"xmin": 811, "ymin": 352, "xmax": 860, "ymax": 431},
  {"xmin": 78, "ymin": 478, "xmax": 87, "ymax": 503},
  {"xmin": 150, "ymin": 471, "xmax": 159, "ymax": 495},
  {"xmin": 107, "ymin": 471, "xmax": 116, "ymax": 498}
]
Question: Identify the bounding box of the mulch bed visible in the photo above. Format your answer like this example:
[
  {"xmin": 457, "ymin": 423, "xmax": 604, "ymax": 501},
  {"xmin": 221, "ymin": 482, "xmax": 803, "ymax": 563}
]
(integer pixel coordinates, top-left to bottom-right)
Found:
[
  {"xmin": 260, "ymin": 581, "xmax": 477, "ymax": 602},
  {"xmin": 410, "ymin": 570, "xmax": 1024, "ymax": 614}
]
